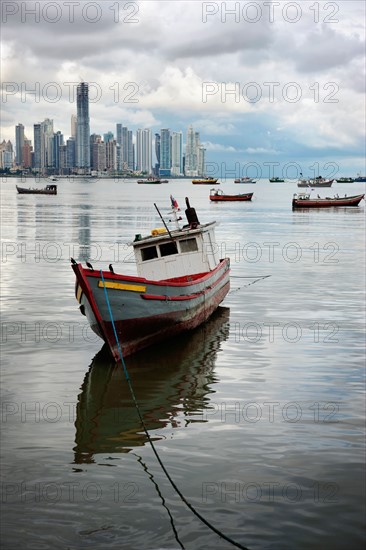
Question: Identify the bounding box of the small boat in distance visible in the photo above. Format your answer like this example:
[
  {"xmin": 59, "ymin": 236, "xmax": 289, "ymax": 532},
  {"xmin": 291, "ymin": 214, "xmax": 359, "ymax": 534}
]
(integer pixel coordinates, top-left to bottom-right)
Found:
[
  {"xmin": 269, "ymin": 177, "xmax": 285, "ymax": 182},
  {"xmin": 209, "ymin": 188, "xmax": 253, "ymax": 202},
  {"xmin": 297, "ymin": 176, "xmax": 333, "ymax": 188},
  {"xmin": 336, "ymin": 177, "xmax": 355, "ymax": 183},
  {"xmin": 234, "ymin": 177, "xmax": 256, "ymax": 184},
  {"xmin": 192, "ymin": 177, "xmax": 218, "ymax": 184},
  {"xmin": 354, "ymin": 174, "xmax": 366, "ymax": 182},
  {"xmin": 292, "ymin": 192, "xmax": 364, "ymax": 209},
  {"xmin": 137, "ymin": 176, "xmax": 162, "ymax": 184},
  {"xmin": 16, "ymin": 184, "xmax": 57, "ymax": 195},
  {"xmin": 71, "ymin": 197, "xmax": 230, "ymax": 360},
  {"xmin": 48, "ymin": 176, "xmax": 58, "ymax": 182}
]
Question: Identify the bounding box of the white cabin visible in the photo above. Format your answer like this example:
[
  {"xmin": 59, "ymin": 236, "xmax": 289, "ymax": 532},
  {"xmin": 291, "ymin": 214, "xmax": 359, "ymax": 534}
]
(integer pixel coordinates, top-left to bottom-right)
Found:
[{"xmin": 132, "ymin": 221, "xmax": 221, "ymax": 281}]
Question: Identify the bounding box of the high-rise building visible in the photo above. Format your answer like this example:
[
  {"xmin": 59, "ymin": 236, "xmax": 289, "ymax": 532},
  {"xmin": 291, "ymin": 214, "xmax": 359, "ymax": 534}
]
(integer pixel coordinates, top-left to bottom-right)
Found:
[
  {"xmin": 52, "ymin": 131, "xmax": 64, "ymax": 170},
  {"xmin": 90, "ymin": 135, "xmax": 106, "ymax": 172},
  {"xmin": 160, "ymin": 129, "xmax": 171, "ymax": 177},
  {"xmin": 185, "ymin": 124, "xmax": 200, "ymax": 176},
  {"xmin": 66, "ymin": 137, "xmax": 76, "ymax": 170},
  {"xmin": 76, "ymin": 82, "xmax": 90, "ymax": 170},
  {"xmin": 22, "ymin": 139, "xmax": 32, "ymax": 169},
  {"xmin": 104, "ymin": 131, "xmax": 114, "ymax": 143},
  {"xmin": 33, "ymin": 124, "xmax": 42, "ymax": 171},
  {"xmin": 154, "ymin": 132, "xmax": 161, "ymax": 174},
  {"xmin": 116, "ymin": 125, "xmax": 134, "ymax": 171},
  {"xmin": 15, "ymin": 123, "xmax": 25, "ymax": 167},
  {"xmin": 171, "ymin": 132, "xmax": 183, "ymax": 176},
  {"xmin": 105, "ymin": 140, "xmax": 117, "ymax": 171},
  {"xmin": 0, "ymin": 140, "xmax": 13, "ymax": 169},
  {"xmin": 71, "ymin": 115, "xmax": 77, "ymax": 139},
  {"xmin": 136, "ymin": 128, "xmax": 152, "ymax": 173},
  {"xmin": 127, "ymin": 130, "xmax": 134, "ymax": 171},
  {"xmin": 197, "ymin": 145, "xmax": 206, "ymax": 176}
]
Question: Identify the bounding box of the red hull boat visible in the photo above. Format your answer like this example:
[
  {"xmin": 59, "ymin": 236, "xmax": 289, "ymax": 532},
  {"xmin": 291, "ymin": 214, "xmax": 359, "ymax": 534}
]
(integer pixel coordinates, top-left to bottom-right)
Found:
[
  {"xmin": 71, "ymin": 198, "xmax": 230, "ymax": 361},
  {"xmin": 209, "ymin": 189, "xmax": 253, "ymax": 202},
  {"xmin": 292, "ymin": 193, "xmax": 364, "ymax": 209}
]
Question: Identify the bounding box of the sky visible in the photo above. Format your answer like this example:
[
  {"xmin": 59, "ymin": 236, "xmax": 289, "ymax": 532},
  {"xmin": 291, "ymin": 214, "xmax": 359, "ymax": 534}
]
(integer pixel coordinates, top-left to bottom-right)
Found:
[{"xmin": 1, "ymin": 0, "xmax": 365, "ymax": 177}]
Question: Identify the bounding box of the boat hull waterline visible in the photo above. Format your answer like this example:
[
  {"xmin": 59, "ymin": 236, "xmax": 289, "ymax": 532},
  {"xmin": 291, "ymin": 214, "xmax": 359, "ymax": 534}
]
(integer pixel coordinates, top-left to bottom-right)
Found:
[{"xmin": 72, "ymin": 259, "xmax": 230, "ymax": 361}]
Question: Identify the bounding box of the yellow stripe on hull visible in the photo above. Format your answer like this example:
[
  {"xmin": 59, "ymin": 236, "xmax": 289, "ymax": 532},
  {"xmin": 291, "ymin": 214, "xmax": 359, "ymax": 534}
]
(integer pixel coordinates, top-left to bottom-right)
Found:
[
  {"xmin": 76, "ymin": 285, "xmax": 83, "ymax": 303},
  {"xmin": 98, "ymin": 281, "xmax": 146, "ymax": 293}
]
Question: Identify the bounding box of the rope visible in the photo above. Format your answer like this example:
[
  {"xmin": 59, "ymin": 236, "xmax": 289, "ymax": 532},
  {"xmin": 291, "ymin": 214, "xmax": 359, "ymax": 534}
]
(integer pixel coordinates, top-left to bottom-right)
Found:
[
  {"xmin": 100, "ymin": 269, "xmax": 250, "ymax": 550},
  {"xmin": 229, "ymin": 274, "xmax": 271, "ymax": 294}
]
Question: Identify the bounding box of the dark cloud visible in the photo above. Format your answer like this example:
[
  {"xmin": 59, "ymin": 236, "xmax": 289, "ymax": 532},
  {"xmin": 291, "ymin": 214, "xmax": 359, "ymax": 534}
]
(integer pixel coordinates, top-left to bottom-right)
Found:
[{"xmin": 291, "ymin": 26, "xmax": 364, "ymax": 73}]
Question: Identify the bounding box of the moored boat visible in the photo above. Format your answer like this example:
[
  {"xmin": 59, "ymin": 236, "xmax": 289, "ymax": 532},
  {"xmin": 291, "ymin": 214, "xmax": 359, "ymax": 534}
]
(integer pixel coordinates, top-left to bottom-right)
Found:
[
  {"xmin": 209, "ymin": 188, "xmax": 253, "ymax": 202},
  {"xmin": 354, "ymin": 174, "xmax": 366, "ymax": 182},
  {"xmin": 292, "ymin": 192, "xmax": 364, "ymax": 209},
  {"xmin": 234, "ymin": 177, "xmax": 256, "ymax": 184},
  {"xmin": 192, "ymin": 177, "xmax": 218, "ymax": 184},
  {"xmin": 16, "ymin": 184, "xmax": 57, "ymax": 195},
  {"xmin": 297, "ymin": 177, "xmax": 333, "ymax": 188},
  {"xmin": 336, "ymin": 177, "xmax": 355, "ymax": 183},
  {"xmin": 269, "ymin": 177, "xmax": 285, "ymax": 182},
  {"xmin": 71, "ymin": 197, "xmax": 230, "ymax": 361},
  {"xmin": 137, "ymin": 176, "xmax": 162, "ymax": 184}
]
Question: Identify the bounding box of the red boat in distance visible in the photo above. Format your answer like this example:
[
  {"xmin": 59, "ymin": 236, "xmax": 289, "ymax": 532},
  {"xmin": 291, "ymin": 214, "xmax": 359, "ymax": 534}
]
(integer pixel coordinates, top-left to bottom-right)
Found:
[
  {"xmin": 209, "ymin": 189, "xmax": 253, "ymax": 202},
  {"xmin": 292, "ymin": 192, "xmax": 365, "ymax": 209}
]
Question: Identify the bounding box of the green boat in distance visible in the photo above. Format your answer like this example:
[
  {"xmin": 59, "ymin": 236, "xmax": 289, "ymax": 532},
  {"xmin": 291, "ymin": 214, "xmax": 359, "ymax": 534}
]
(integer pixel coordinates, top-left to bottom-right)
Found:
[
  {"xmin": 336, "ymin": 178, "xmax": 355, "ymax": 183},
  {"xmin": 269, "ymin": 177, "xmax": 285, "ymax": 182}
]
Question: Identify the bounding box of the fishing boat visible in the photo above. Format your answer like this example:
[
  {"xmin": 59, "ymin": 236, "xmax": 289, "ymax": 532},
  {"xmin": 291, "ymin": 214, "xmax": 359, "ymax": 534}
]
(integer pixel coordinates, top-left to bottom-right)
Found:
[
  {"xmin": 297, "ymin": 177, "xmax": 333, "ymax": 188},
  {"xmin": 336, "ymin": 177, "xmax": 355, "ymax": 183},
  {"xmin": 71, "ymin": 197, "xmax": 230, "ymax": 361},
  {"xmin": 269, "ymin": 177, "xmax": 285, "ymax": 182},
  {"xmin": 234, "ymin": 177, "xmax": 256, "ymax": 184},
  {"xmin": 209, "ymin": 188, "xmax": 253, "ymax": 202},
  {"xmin": 16, "ymin": 184, "xmax": 57, "ymax": 195},
  {"xmin": 192, "ymin": 177, "xmax": 218, "ymax": 184},
  {"xmin": 137, "ymin": 176, "xmax": 162, "ymax": 184},
  {"xmin": 292, "ymin": 192, "xmax": 364, "ymax": 209},
  {"xmin": 354, "ymin": 174, "xmax": 366, "ymax": 182}
]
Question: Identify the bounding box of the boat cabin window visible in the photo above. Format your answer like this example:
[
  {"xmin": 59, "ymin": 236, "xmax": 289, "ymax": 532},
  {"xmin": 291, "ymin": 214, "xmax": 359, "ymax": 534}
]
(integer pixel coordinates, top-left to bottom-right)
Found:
[
  {"xmin": 159, "ymin": 242, "xmax": 178, "ymax": 257},
  {"xmin": 179, "ymin": 238, "xmax": 198, "ymax": 253},
  {"xmin": 141, "ymin": 246, "xmax": 158, "ymax": 261}
]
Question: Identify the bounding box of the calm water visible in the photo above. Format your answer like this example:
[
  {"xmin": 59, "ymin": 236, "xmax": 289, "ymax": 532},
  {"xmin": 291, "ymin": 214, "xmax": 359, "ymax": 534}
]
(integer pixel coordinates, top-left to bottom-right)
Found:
[{"xmin": 1, "ymin": 177, "xmax": 365, "ymax": 550}]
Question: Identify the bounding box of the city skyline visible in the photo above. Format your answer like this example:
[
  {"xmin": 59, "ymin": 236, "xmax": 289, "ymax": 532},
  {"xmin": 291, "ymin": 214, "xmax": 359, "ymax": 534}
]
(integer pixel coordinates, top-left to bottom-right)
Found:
[
  {"xmin": 1, "ymin": 1, "xmax": 365, "ymax": 176},
  {"xmin": 4, "ymin": 99, "xmax": 205, "ymax": 176}
]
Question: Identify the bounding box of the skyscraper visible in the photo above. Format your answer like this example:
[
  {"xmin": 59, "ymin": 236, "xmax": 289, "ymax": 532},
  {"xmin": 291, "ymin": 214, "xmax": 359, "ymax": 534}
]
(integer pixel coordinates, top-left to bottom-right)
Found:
[
  {"xmin": 52, "ymin": 131, "xmax": 64, "ymax": 170},
  {"xmin": 136, "ymin": 128, "xmax": 152, "ymax": 173},
  {"xmin": 160, "ymin": 129, "xmax": 171, "ymax": 177},
  {"xmin": 33, "ymin": 124, "xmax": 42, "ymax": 171},
  {"xmin": 76, "ymin": 82, "xmax": 90, "ymax": 170},
  {"xmin": 171, "ymin": 132, "xmax": 183, "ymax": 176},
  {"xmin": 185, "ymin": 125, "xmax": 200, "ymax": 176},
  {"xmin": 66, "ymin": 138, "xmax": 76, "ymax": 170},
  {"xmin": 154, "ymin": 132, "xmax": 161, "ymax": 174},
  {"xmin": 15, "ymin": 123, "xmax": 25, "ymax": 167}
]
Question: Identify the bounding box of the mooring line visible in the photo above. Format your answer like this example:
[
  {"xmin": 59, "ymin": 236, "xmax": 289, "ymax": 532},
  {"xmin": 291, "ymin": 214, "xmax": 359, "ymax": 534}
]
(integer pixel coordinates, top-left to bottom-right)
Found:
[
  {"xmin": 100, "ymin": 269, "xmax": 250, "ymax": 550},
  {"xmin": 229, "ymin": 274, "xmax": 271, "ymax": 294},
  {"xmin": 134, "ymin": 453, "xmax": 185, "ymax": 550}
]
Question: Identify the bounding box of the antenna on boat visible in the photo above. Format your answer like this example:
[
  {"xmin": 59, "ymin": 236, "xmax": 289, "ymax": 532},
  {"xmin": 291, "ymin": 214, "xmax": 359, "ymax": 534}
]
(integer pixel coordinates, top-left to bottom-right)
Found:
[{"xmin": 154, "ymin": 203, "xmax": 175, "ymax": 241}]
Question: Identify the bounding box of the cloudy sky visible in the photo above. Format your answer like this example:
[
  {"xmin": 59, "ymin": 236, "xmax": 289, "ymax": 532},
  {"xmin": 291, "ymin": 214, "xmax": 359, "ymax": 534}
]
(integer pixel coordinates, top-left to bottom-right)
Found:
[{"xmin": 1, "ymin": 0, "xmax": 365, "ymax": 177}]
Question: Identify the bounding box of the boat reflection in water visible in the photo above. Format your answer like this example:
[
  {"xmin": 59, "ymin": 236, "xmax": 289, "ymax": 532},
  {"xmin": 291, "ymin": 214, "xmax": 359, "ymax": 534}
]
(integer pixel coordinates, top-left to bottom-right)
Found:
[{"xmin": 73, "ymin": 307, "xmax": 230, "ymax": 463}]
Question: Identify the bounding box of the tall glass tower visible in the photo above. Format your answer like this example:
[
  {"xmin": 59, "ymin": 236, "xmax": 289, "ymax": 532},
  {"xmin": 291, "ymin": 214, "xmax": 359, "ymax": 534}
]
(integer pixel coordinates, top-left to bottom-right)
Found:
[
  {"xmin": 159, "ymin": 129, "xmax": 171, "ymax": 177},
  {"xmin": 76, "ymin": 82, "xmax": 90, "ymax": 170}
]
